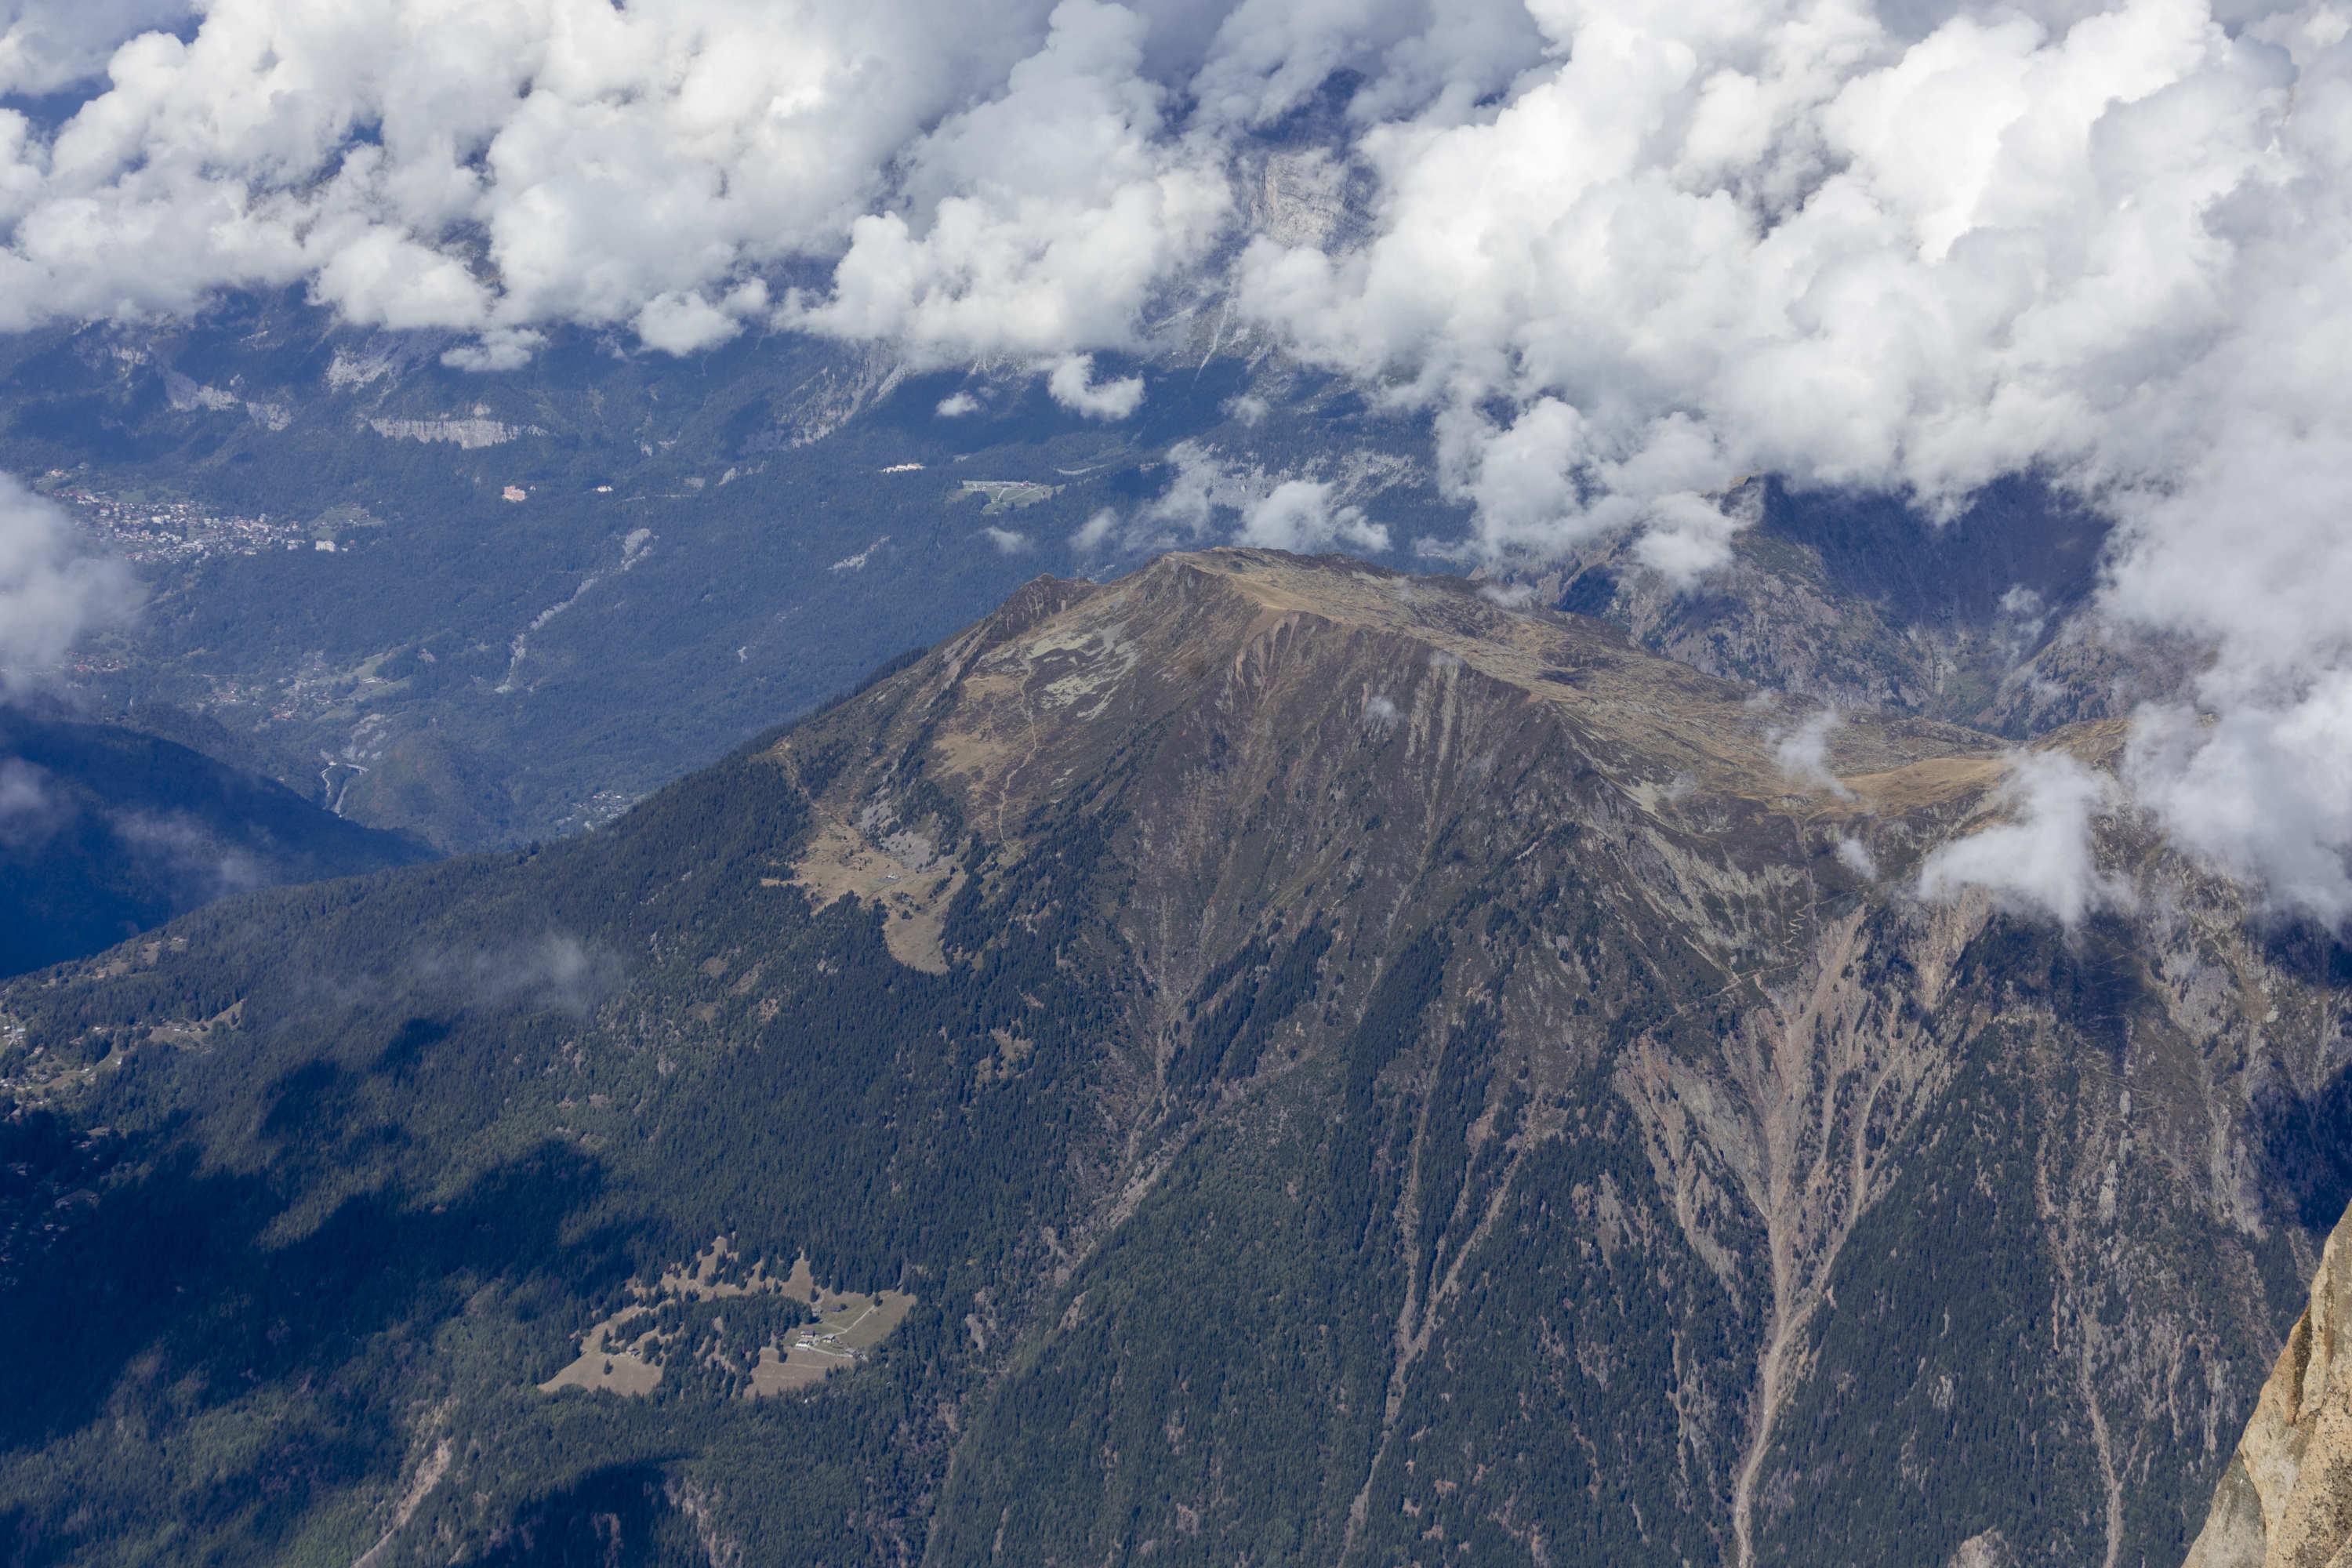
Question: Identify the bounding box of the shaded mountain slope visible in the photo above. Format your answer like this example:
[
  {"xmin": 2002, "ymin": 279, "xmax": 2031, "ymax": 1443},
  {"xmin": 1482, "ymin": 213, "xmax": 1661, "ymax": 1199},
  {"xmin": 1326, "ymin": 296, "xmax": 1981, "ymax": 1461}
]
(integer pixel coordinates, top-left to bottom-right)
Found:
[
  {"xmin": 1528, "ymin": 477, "xmax": 2187, "ymax": 737},
  {"xmin": 0, "ymin": 707, "xmax": 428, "ymax": 976},
  {"xmin": 0, "ymin": 550, "xmax": 2342, "ymax": 1566}
]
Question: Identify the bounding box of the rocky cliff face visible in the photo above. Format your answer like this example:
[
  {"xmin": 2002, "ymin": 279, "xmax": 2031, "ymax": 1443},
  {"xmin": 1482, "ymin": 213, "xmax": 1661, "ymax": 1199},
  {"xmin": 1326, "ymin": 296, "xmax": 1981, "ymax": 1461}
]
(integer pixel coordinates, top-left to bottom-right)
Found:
[
  {"xmin": 4, "ymin": 549, "xmax": 2347, "ymax": 1566},
  {"xmin": 2185, "ymin": 1204, "xmax": 2352, "ymax": 1568}
]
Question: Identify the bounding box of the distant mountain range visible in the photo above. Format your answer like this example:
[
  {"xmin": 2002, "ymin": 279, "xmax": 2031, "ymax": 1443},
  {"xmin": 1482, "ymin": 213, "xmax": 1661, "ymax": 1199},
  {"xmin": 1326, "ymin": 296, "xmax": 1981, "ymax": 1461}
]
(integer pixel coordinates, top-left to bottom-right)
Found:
[{"xmin": 4, "ymin": 549, "xmax": 2341, "ymax": 1566}]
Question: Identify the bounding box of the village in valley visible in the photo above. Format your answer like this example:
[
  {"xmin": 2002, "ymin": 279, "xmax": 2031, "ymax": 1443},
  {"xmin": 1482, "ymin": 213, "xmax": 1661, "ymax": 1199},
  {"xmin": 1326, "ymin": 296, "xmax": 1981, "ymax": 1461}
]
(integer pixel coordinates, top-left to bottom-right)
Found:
[{"xmin": 40, "ymin": 474, "xmax": 348, "ymax": 564}]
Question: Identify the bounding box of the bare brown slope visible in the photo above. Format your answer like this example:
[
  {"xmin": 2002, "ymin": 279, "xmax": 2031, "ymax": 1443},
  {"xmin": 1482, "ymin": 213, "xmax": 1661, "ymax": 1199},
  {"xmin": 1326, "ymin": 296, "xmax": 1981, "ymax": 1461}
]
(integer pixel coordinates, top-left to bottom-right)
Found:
[{"xmin": 778, "ymin": 548, "xmax": 2008, "ymax": 893}]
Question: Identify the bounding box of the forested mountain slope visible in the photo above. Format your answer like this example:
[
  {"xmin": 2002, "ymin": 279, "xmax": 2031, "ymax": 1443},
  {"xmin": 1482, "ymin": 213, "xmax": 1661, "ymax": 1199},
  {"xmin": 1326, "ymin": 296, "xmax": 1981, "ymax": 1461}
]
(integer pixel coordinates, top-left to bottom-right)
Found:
[
  {"xmin": 0, "ymin": 707, "xmax": 427, "ymax": 976},
  {"xmin": 2, "ymin": 550, "xmax": 2343, "ymax": 1566}
]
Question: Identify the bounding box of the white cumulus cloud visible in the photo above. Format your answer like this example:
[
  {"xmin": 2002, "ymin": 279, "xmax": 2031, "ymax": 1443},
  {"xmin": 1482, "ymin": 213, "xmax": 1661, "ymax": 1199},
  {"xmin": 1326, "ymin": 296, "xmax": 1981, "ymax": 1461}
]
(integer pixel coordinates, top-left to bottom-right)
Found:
[
  {"xmin": 788, "ymin": 0, "xmax": 1230, "ymax": 390},
  {"xmin": 1046, "ymin": 353, "xmax": 1147, "ymax": 419},
  {"xmin": 1917, "ymin": 750, "xmax": 2126, "ymax": 927},
  {"xmin": 0, "ymin": 0, "xmax": 191, "ymax": 96},
  {"xmin": 1772, "ymin": 709, "xmax": 1850, "ymax": 797},
  {"xmin": 0, "ymin": 474, "xmax": 136, "ymax": 685},
  {"xmin": 1238, "ymin": 477, "xmax": 1390, "ymax": 554}
]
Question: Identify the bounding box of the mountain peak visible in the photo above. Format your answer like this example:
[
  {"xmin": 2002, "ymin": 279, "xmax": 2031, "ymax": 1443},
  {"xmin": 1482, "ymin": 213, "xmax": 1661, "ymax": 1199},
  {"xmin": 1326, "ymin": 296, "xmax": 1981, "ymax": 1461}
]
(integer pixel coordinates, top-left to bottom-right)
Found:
[
  {"xmin": 2, "ymin": 546, "xmax": 2330, "ymax": 1568},
  {"xmin": 755, "ymin": 547, "xmax": 2032, "ymax": 1000},
  {"xmin": 898, "ymin": 546, "xmax": 2009, "ymax": 834}
]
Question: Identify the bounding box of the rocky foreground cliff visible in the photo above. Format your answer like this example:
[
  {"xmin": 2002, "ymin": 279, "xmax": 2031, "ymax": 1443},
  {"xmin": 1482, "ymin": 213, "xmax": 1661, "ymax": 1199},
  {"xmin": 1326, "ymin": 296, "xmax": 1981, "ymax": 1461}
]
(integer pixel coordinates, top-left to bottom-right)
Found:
[
  {"xmin": 2185, "ymin": 1202, "xmax": 2352, "ymax": 1568},
  {"xmin": 3, "ymin": 549, "xmax": 2347, "ymax": 1566}
]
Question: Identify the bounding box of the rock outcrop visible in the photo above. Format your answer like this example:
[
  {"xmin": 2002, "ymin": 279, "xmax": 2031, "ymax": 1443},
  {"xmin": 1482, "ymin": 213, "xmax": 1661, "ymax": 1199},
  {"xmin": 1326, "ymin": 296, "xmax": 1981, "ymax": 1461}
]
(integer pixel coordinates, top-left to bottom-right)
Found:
[{"xmin": 2187, "ymin": 1207, "xmax": 2352, "ymax": 1568}]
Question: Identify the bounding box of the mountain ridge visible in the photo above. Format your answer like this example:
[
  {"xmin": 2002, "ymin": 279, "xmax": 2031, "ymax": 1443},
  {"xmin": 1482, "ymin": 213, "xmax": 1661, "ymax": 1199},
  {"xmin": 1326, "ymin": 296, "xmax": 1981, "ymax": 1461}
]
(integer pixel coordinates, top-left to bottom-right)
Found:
[{"xmin": 1, "ymin": 546, "xmax": 2340, "ymax": 1566}]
